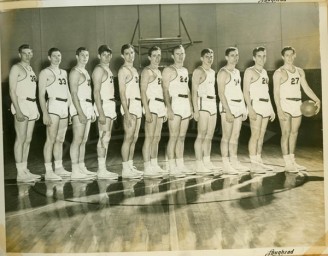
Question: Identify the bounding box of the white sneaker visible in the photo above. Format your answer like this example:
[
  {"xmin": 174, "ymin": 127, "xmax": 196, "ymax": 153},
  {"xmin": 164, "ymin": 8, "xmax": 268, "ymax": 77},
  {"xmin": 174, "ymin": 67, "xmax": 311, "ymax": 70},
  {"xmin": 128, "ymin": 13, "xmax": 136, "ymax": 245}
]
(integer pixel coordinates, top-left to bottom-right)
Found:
[
  {"xmin": 169, "ymin": 168, "xmax": 186, "ymax": 178},
  {"xmin": 122, "ymin": 168, "xmax": 142, "ymax": 179},
  {"xmin": 17, "ymin": 170, "xmax": 37, "ymax": 183},
  {"xmin": 97, "ymin": 170, "xmax": 119, "ymax": 180},
  {"xmin": 231, "ymin": 161, "xmax": 250, "ymax": 172},
  {"xmin": 177, "ymin": 165, "xmax": 196, "ymax": 175},
  {"xmin": 80, "ymin": 167, "xmax": 97, "ymax": 177},
  {"xmin": 204, "ymin": 162, "xmax": 222, "ymax": 171},
  {"xmin": 144, "ymin": 167, "xmax": 163, "ymax": 178},
  {"xmin": 285, "ymin": 164, "xmax": 298, "ymax": 173},
  {"xmin": 130, "ymin": 165, "xmax": 144, "ymax": 175},
  {"xmin": 71, "ymin": 169, "xmax": 92, "ymax": 180},
  {"xmin": 25, "ymin": 169, "xmax": 41, "ymax": 179},
  {"xmin": 257, "ymin": 162, "xmax": 273, "ymax": 171},
  {"xmin": 152, "ymin": 164, "xmax": 169, "ymax": 174},
  {"xmin": 294, "ymin": 162, "xmax": 307, "ymax": 171},
  {"xmin": 55, "ymin": 167, "xmax": 71, "ymax": 177},
  {"xmin": 45, "ymin": 171, "xmax": 63, "ymax": 181},
  {"xmin": 223, "ymin": 164, "xmax": 240, "ymax": 175},
  {"xmin": 251, "ymin": 163, "xmax": 266, "ymax": 174},
  {"xmin": 196, "ymin": 165, "xmax": 214, "ymax": 175}
]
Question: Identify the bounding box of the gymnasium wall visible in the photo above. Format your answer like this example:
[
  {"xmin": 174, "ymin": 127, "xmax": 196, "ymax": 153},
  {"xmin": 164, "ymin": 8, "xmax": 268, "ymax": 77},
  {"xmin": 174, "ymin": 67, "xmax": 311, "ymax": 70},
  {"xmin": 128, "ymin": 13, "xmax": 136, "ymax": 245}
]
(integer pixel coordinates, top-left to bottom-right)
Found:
[{"xmin": 0, "ymin": 2, "xmax": 320, "ymax": 80}]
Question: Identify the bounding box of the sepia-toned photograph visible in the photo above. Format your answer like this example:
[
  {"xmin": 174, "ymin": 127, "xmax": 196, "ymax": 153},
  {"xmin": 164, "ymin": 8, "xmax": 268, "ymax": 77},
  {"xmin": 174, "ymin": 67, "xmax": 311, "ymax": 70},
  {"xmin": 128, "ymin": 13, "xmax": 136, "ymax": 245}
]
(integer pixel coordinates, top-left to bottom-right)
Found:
[{"xmin": 0, "ymin": 0, "xmax": 327, "ymax": 255}]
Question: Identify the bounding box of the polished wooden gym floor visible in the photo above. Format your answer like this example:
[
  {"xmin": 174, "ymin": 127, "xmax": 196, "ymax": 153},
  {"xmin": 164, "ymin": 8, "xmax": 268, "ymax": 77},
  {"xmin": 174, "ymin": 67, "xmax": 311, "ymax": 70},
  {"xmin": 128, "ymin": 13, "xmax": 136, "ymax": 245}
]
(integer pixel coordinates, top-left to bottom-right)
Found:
[{"xmin": 4, "ymin": 136, "xmax": 325, "ymax": 253}]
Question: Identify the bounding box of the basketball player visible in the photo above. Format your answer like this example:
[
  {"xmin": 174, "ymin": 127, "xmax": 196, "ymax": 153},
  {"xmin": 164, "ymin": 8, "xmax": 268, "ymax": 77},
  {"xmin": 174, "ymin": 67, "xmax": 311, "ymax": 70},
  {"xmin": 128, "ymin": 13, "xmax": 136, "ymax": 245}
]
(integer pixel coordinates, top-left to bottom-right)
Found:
[
  {"xmin": 69, "ymin": 47, "xmax": 96, "ymax": 180},
  {"xmin": 217, "ymin": 47, "xmax": 249, "ymax": 174},
  {"xmin": 9, "ymin": 44, "xmax": 41, "ymax": 182},
  {"xmin": 141, "ymin": 46, "xmax": 166, "ymax": 178},
  {"xmin": 162, "ymin": 45, "xmax": 195, "ymax": 177},
  {"xmin": 273, "ymin": 46, "xmax": 320, "ymax": 173},
  {"xmin": 39, "ymin": 47, "xmax": 72, "ymax": 181},
  {"xmin": 119, "ymin": 44, "xmax": 143, "ymax": 179},
  {"xmin": 192, "ymin": 48, "xmax": 221, "ymax": 174},
  {"xmin": 243, "ymin": 46, "xmax": 275, "ymax": 173},
  {"xmin": 92, "ymin": 45, "xmax": 119, "ymax": 180}
]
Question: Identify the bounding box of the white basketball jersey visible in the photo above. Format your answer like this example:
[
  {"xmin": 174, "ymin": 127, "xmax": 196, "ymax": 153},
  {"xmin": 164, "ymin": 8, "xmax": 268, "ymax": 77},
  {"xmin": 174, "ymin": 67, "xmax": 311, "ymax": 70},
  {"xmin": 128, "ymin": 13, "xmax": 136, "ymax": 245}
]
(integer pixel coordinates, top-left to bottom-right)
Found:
[
  {"xmin": 46, "ymin": 68, "xmax": 69, "ymax": 99},
  {"xmin": 146, "ymin": 67, "xmax": 163, "ymax": 100},
  {"xmin": 249, "ymin": 68, "xmax": 270, "ymax": 99},
  {"xmin": 198, "ymin": 66, "xmax": 216, "ymax": 97},
  {"xmin": 16, "ymin": 64, "xmax": 37, "ymax": 99},
  {"xmin": 280, "ymin": 67, "xmax": 301, "ymax": 99},
  {"xmin": 221, "ymin": 67, "xmax": 243, "ymax": 100},
  {"xmin": 169, "ymin": 66, "xmax": 189, "ymax": 96},
  {"xmin": 124, "ymin": 66, "xmax": 141, "ymax": 99},
  {"xmin": 98, "ymin": 65, "xmax": 115, "ymax": 99},
  {"xmin": 74, "ymin": 67, "xmax": 91, "ymax": 100}
]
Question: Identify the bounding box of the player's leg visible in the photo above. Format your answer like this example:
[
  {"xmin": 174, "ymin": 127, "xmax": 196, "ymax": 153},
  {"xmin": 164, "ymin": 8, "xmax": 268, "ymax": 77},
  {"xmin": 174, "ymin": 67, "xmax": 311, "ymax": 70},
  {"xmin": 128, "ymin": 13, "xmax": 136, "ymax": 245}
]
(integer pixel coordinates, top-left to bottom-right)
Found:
[
  {"xmin": 289, "ymin": 116, "xmax": 305, "ymax": 171},
  {"xmin": 176, "ymin": 118, "xmax": 195, "ymax": 175},
  {"xmin": 127, "ymin": 117, "xmax": 142, "ymax": 172},
  {"xmin": 279, "ymin": 115, "xmax": 297, "ymax": 172},
  {"xmin": 44, "ymin": 114, "xmax": 62, "ymax": 180},
  {"xmin": 203, "ymin": 113, "xmax": 220, "ymax": 171},
  {"xmin": 248, "ymin": 115, "xmax": 265, "ymax": 173},
  {"xmin": 14, "ymin": 117, "xmax": 35, "ymax": 182},
  {"xmin": 22, "ymin": 120, "xmax": 41, "ymax": 179},
  {"xmin": 53, "ymin": 117, "xmax": 70, "ymax": 176},
  {"xmin": 255, "ymin": 117, "xmax": 273, "ymax": 171},
  {"xmin": 167, "ymin": 115, "xmax": 184, "ymax": 177},
  {"xmin": 142, "ymin": 114, "xmax": 157, "ymax": 171},
  {"xmin": 229, "ymin": 116, "xmax": 249, "ymax": 172},
  {"xmin": 150, "ymin": 116, "xmax": 166, "ymax": 174},
  {"xmin": 70, "ymin": 116, "xmax": 89, "ymax": 179}
]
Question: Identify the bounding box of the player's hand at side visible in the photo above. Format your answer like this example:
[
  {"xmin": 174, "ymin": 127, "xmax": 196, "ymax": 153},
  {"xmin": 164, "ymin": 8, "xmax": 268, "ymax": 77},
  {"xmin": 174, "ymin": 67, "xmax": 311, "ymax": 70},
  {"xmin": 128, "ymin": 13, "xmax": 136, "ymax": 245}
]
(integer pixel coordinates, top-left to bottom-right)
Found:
[
  {"xmin": 270, "ymin": 111, "xmax": 276, "ymax": 122},
  {"xmin": 145, "ymin": 110, "xmax": 153, "ymax": 123},
  {"xmin": 193, "ymin": 110, "xmax": 199, "ymax": 122},
  {"xmin": 225, "ymin": 111, "xmax": 234, "ymax": 123},
  {"xmin": 78, "ymin": 112, "xmax": 88, "ymax": 124},
  {"xmin": 248, "ymin": 108, "xmax": 257, "ymax": 121},
  {"xmin": 91, "ymin": 112, "xmax": 97, "ymax": 123},
  {"xmin": 15, "ymin": 110, "xmax": 26, "ymax": 122},
  {"xmin": 314, "ymin": 100, "xmax": 321, "ymax": 115},
  {"xmin": 167, "ymin": 107, "xmax": 174, "ymax": 121},
  {"xmin": 277, "ymin": 110, "xmax": 287, "ymax": 121},
  {"xmin": 98, "ymin": 113, "xmax": 106, "ymax": 125},
  {"xmin": 43, "ymin": 113, "xmax": 52, "ymax": 126},
  {"xmin": 124, "ymin": 112, "xmax": 132, "ymax": 128}
]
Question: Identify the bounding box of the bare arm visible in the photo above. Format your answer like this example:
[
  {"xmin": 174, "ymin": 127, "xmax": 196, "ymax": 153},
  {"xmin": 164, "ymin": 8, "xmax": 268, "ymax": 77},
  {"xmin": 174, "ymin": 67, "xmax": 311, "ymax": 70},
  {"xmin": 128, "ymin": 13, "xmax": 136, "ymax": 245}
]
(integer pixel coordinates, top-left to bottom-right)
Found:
[
  {"xmin": 217, "ymin": 69, "xmax": 233, "ymax": 122},
  {"xmin": 92, "ymin": 66, "xmax": 106, "ymax": 124},
  {"xmin": 140, "ymin": 68, "xmax": 152, "ymax": 122},
  {"xmin": 38, "ymin": 69, "xmax": 53, "ymax": 125},
  {"xmin": 162, "ymin": 66, "xmax": 175, "ymax": 120},
  {"xmin": 298, "ymin": 68, "xmax": 321, "ymax": 113},
  {"xmin": 69, "ymin": 69, "xmax": 87, "ymax": 123},
  {"xmin": 243, "ymin": 68, "xmax": 257, "ymax": 121},
  {"xmin": 273, "ymin": 69, "xmax": 287, "ymax": 121},
  {"xmin": 9, "ymin": 65, "xmax": 25, "ymax": 121},
  {"xmin": 191, "ymin": 68, "xmax": 203, "ymax": 122}
]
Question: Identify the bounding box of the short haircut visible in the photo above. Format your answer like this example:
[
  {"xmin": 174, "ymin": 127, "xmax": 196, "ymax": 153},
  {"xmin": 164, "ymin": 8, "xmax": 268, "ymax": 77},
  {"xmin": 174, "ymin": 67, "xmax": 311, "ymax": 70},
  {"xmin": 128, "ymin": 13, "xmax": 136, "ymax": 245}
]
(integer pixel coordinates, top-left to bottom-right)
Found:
[
  {"xmin": 225, "ymin": 47, "xmax": 238, "ymax": 56},
  {"xmin": 201, "ymin": 48, "xmax": 213, "ymax": 57},
  {"xmin": 281, "ymin": 46, "xmax": 296, "ymax": 56},
  {"xmin": 48, "ymin": 47, "xmax": 61, "ymax": 57},
  {"xmin": 148, "ymin": 46, "xmax": 161, "ymax": 56},
  {"xmin": 76, "ymin": 47, "xmax": 88, "ymax": 56},
  {"xmin": 172, "ymin": 45, "xmax": 184, "ymax": 55},
  {"xmin": 121, "ymin": 44, "xmax": 134, "ymax": 54},
  {"xmin": 252, "ymin": 46, "xmax": 266, "ymax": 57},
  {"xmin": 98, "ymin": 44, "xmax": 112, "ymax": 55},
  {"xmin": 18, "ymin": 44, "xmax": 32, "ymax": 53}
]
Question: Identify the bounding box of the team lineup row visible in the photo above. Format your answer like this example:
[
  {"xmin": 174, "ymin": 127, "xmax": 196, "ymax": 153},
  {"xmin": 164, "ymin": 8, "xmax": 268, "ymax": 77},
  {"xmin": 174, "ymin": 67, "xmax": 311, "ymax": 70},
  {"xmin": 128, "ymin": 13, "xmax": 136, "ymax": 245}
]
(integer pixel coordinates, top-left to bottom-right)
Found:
[{"xmin": 9, "ymin": 43, "xmax": 321, "ymax": 182}]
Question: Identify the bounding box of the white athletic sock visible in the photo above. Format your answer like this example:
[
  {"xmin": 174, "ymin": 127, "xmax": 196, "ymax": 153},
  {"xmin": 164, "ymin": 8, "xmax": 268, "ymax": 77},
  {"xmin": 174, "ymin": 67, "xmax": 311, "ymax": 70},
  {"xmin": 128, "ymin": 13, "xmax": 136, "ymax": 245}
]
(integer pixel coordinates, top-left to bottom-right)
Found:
[
  {"xmin": 256, "ymin": 154, "xmax": 262, "ymax": 163},
  {"xmin": 203, "ymin": 156, "xmax": 211, "ymax": 164},
  {"xmin": 16, "ymin": 163, "xmax": 25, "ymax": 174},
  {"xmin": 249, "ymin": 155, "xmax": 257, "ymax": 163},
  {"xmin": 122, "ymin": 162, "xmax": 130, "ymax": 171},
  {"xmin": 176, "ymin": 158, "xmax": 184, "ymax": 168},
  {"xmin": 144, "ymin": 161, "xmax": 151, "ymax": 171},
  {"xmin": 222, "ymin": 157, "xmax": 230, "ymax": 167},
  {"xmin": 289, "ymin": 154, "xmax": 295, "ymax": 162},
  {"xmin": 71, "ymin": 164, "xmax": 80, "ymax": 173},
  {"xmin": 128, "ymin": 160, "xmax": 133, "ymax": 168},
  {"xmin": 22, "ymin": 162, "xmax": 28, "ymax": 170},
  {"xmin": 54, "ymin": 160, "xmax": 63, "ymax": 169},
  {"xmin": 283, "ymin": 155, "xmax": 292, "ymax": 166},
  {"xmin": 169, "ymin": 159, "xmax": 176, "ymax": 170},
  {"xmin": 45, "ymin": 163, "xmax": 53, "ymax": 173},
  {"xmin": 196, "ymin": 160, "xmax": 203, "ymax": 170},
  {"xmin": 78, "ymin": 162, "xmax": 86, "ymax": 169},
  {"xmin": 230, "ymin": 155, "xmax": 238, "ymax": 164},
  {"xmin": 98, "ymin": 157, "xmax": 106, "ymax": 170},
  {"xmin": 150, "ymin": 158, "xmax": 158, "ymax": 166}
]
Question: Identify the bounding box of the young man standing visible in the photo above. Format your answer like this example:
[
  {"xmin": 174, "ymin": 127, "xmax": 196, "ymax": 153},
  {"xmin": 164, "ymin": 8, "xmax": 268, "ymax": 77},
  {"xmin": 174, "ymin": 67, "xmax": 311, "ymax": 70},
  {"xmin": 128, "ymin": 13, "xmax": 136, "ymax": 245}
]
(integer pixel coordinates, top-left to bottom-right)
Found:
[
  {"xmin": 273, "ymin": 46, "xmax": 320, "ymax": 173},
  {"xmin": 39, "ymin": 47, "xmax": 72, "ymax": 181},
  {"xmin": 69, "ymin": 47, "xmax": 96, "ymax": 180},
  {"xmin": 162, "ymin": 45, "xmax": 195, "ymax": 177},
  {"xmin": 140, "ymin": 46, "xmax": 166, "ymax": 178},
  {"xmin": 92, "ymin": 45, "xmax": 119, "ymax": 180},
  {"xmin": 217, "ymin": 47, "xmax": 249, "ymax": 174},
  {"xmin": 243, "ymin": 46, "xmax": 275, "ymax": 173},
  {"xmin": 192, "ymin": 48, "xmax": 221, "ymax": 174},
  {"xmin": 119, "ymin": 44, "xmax": 143, "ymax": 179},
  {"xmin": 9, "ymin": 44, "xmax": 41, "ymax": 182}
]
